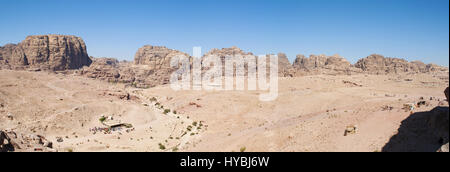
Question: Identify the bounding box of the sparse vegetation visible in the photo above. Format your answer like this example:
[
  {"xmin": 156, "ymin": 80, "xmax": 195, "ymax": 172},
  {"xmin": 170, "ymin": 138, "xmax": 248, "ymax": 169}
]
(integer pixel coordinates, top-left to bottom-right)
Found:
[
  {"xmin": 99, "ymin": 116, "xmax": 106, "ymax": 122},
  {"xmin": 240, "ymin": 147, "xmax": 246, "ymax": 152},
  {"xmin": 158, "ymin": 143, "xmax": 166, "ymax": 150},
  {"xmin": 164, "ymin": 109, "xmax": 171, "ymax": 114}
]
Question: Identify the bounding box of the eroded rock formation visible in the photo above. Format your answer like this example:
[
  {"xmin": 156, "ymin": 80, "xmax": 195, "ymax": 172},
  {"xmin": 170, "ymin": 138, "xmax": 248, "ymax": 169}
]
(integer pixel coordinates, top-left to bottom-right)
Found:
[
  {"xmin": 0, "ymin": 44, "xmax": 17, "ymax": 65},
  {"xmin": 0, "ymin": 35, "xmax": 91, "ymax": 71},
  {"xmin": 293, "ymin": 54, "xmax": 361, "ymax": 75},
  {"xmin": 1, "ymin": 36, "xmax": 448, "ymax": 88},
  {"xmin": 355, "ymin": 54, "xmax": 447, "ymax": 74}
]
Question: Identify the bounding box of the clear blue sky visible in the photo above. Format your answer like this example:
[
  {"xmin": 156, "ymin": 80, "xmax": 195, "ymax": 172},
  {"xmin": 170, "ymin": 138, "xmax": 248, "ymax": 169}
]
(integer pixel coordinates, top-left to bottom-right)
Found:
[{"xmin": 1, "ymin": 0, "xmax": 448, "ymax": 66}]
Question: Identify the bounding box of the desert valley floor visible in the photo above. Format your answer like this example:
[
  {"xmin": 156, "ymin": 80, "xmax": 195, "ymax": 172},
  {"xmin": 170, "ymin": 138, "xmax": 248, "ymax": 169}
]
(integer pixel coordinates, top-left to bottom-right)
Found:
[{"xmin": 0, "ymin": 69, "xmax": 448, "ymax": 152}]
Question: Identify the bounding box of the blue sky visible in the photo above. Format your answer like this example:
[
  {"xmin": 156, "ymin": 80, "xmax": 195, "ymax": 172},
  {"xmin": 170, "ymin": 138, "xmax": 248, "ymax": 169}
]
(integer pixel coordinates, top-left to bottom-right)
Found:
[{"xmin": 0, "ymin": 0, "xmax": 448, "ymax": 66}]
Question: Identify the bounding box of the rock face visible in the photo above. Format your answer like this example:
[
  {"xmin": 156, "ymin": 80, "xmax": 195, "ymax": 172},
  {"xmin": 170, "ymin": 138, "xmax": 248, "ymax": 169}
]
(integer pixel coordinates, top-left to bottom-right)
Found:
[
  {"xmin": 81, "ymin": 45, "xmax": 192, "ymax": 88},
  {"xmin": 1, "ymin": 130, "xmax": 55, "ymax": 152},
  {"xmin": 277, "ymin": 53, "xmax": 295, "ymax": 77},
  {"xmin": 203, "ymin": 46, "xmax": 255, "ymax": 76},
  {"xmin": 445, "ymin": 87, "xmax": 449, "ymax": 103},
  {"xmin": 205, "ymin": 46, "xmax": 253, "ymax": 57},
  {"xmin": 0, "ymin": 44, "xmax": 17, "ymax": 65},
  {"xmin": 354, "ymin": 54, "xmax": 446, "ymax": 74},
  {"xmin": 4, "ymin": 35, "xmax": 91, "ymax": 71},
  {"xmin": 2, "ymin": 37, "xmax": 448, "ymax": 88},
  {"xmin": 134, "ymin": 45, "xmax": 189, "ymax": 69},
  {"xmin": 80, "ymin": 57, "xmax": 122, "ymax": 82},
  {"xmin": 132, "ymin": 45, "xmax": 191, "ymax": 88},
  {"xmin": 293, "ymin": 54, "xmax": 360, "ymax": 75}
]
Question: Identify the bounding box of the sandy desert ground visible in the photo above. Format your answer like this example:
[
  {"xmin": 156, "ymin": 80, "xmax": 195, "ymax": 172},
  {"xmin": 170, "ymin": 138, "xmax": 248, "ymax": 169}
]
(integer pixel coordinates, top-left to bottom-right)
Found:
[{"xmin": 0, "ymin": 69, "xmax": 448, "ymax": 152}]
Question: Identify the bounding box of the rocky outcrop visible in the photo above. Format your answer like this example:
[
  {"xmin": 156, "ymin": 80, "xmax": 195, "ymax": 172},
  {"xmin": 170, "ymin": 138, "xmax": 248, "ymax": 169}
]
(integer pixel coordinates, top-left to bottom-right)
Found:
[
  {"xmin": 293, "ymin": 54, "xmax": 361, "ymax": 75},
  {"xmin": 205, "ymin": 46, "xmax": 253, "ymax": 57},
  {"xmin": 2, "ymin": 36, "xmax": 448, "ymax": 87},
  {"xmin": 4, "ymin": 35, "xmax": 91, "ymax": 71},
  {"xmin": 445, "ymin": 87, "xmax": 449, "ymax": 103},
  {"xmin": 277, "ymin": 53, "xmax": 295, "ymax": 77},
  {"xmin": 354, "ymin": 54, "xmax": 447, "ymax": 74},
  {"xmin": 131, "ymin": 45, "xmax": 192, "ymax": 88},
  {"xmin": 0, "ymin": 44, "xmax": 17, "ymax": 65},
  {"xmin": 80, "ymin": 57, "xmax": 122, "ymax": 82},
  {"xmin": 81, "ymin": 53, "xmax": 185, "ymax": 89},
  {"xmin": 203, "ymin": 46, "xmax": 254, "ymax": 76},
  {"xmin": 134, "ymin": 45, "xmax": 189, "ymax": 69},
  {"xmin": 1, "ymin": 130, "xmax": 55, "ymax": 152}
]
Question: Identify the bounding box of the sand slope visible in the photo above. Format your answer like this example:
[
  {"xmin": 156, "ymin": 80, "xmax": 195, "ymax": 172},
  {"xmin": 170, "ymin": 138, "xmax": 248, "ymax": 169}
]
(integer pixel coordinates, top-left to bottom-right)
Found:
[{"xmin": 0, "ymin": 70, "xmax": 448, "ymax": 152}]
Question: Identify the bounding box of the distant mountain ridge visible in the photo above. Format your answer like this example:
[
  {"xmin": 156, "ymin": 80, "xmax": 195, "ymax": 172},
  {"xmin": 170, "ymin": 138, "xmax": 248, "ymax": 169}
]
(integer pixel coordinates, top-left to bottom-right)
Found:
[{"xmin": 1, "ymin": 34, "xmax": 448, "ymax": 88}]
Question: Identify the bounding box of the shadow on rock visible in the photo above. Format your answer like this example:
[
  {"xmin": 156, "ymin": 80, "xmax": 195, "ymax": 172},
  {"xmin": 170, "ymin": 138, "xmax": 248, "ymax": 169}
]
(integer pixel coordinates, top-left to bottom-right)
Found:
[{"xmin": 382, "ymin": 107, "xmax": 449, "ymax": 152}]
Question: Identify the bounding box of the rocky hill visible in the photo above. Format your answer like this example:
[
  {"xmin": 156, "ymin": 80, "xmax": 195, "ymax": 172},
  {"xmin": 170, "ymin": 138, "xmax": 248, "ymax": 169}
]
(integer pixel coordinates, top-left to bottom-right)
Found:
[
  {"xmin": 355, "ymin": 54, "xmax": 447, "ymax": 74},
  {"xmin": 0, "ymin": 44, "xmax": 17, "ymax": 65},
  {"xmin": 1, "ymin": 35, "xmax": 448, "ymax": 88},
  {"xmin": 0, "ymin": 35, "xmax": 91, "ymax": 71},
  {"xmin": 293, "ymin": 54, "xmax": 362, "ymax": 76}
]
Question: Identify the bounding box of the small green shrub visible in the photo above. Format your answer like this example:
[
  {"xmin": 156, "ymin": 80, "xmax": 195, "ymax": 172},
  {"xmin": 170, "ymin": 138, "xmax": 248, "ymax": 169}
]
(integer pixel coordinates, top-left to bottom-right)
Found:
[
  {"xmin": 172, "ymin": 147, "xmax": 179, "ymax": 152},
  {"xmin": 158, "ymin": 143, "xmax": 166, "ymax": 150},
  {"xmin": 164, "ymin": 109, "xmax": 171, "ymax": 114},
  {"xmin": 240, "ymin": 147, "xmax": 246, "ymax": 152}
]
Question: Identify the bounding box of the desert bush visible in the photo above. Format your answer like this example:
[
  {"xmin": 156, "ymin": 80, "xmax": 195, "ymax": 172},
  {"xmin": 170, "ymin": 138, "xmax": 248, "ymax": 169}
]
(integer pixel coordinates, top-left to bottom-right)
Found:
[
  {"xmin": 158, "ymin": 143, "xmax": 166, "ymax": 150},
  {"xmin": 164, "ymin": 109, "xmax": 171, "ymax": 114},
  {"xmin": 240, "ymin": 147, "xmax": 246, "ymax": 152}
]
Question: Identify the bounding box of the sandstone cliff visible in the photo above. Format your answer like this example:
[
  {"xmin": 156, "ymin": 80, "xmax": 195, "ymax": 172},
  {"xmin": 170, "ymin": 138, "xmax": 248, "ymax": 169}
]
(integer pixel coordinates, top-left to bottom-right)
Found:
[
  {"xmin": 293, "ymin": 54, "xmax": 361, "ymax": 75},
  {"xmin": 355, "ymin": 54, "xmax": 447, "ymax": 74},
  {"xmin": 0, "ymin": 44, "xmax": 17, "ymax": 65},
  {"xmin": 1, "ymin": 35, "xmax": 91, "ymax": 71}
]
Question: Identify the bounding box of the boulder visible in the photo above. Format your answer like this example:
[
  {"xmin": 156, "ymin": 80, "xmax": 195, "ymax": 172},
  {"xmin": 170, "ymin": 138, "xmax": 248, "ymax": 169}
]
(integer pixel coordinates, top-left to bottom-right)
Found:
[
  {"xmin": 0, "ymin": 130, "xmax": 20, "ymax": 152},
  {"xmin": 445, "ymin": 87, "xmax": 449, "ymax": 103}
]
